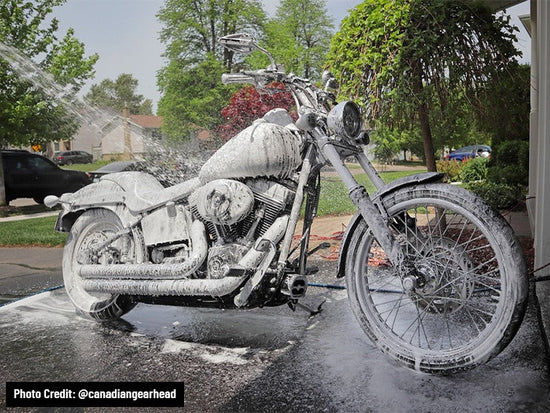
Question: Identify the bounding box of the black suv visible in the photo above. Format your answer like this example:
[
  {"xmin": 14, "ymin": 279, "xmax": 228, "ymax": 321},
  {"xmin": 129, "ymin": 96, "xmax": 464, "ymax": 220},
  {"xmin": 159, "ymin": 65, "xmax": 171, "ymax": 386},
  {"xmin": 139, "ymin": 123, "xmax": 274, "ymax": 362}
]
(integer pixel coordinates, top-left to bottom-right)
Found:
[
  {"xmin": 53, "ymin": 150, "xmax": 93, "ymax": 165},
  {"xmin": 2, "ymin": 150, "xmax": 91, "ymax": 204}
]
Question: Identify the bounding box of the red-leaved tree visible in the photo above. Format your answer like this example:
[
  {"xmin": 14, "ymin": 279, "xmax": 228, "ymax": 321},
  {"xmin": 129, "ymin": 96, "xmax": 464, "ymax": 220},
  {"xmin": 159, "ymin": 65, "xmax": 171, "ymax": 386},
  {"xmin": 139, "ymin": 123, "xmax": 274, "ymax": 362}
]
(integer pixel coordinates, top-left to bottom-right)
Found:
[{"xmin": 217, "ymin": 83, "xmax": 296, "ymax": 141}]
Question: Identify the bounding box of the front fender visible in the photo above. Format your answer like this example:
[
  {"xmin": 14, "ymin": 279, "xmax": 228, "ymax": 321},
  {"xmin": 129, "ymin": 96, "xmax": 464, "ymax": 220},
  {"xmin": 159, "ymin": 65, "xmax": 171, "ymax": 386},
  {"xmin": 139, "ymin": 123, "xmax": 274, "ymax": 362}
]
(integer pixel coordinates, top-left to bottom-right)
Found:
[{"xmin": 336, "ymin": 172, "xmax": 443, "ymax": 278}]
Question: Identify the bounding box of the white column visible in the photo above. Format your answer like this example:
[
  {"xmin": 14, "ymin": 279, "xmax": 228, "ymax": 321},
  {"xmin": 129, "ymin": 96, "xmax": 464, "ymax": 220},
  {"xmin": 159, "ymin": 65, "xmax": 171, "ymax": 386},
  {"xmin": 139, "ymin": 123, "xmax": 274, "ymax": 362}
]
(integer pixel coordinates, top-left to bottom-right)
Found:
[
  {"xmin": 527, "ymin": 0, "xmax": 537, "ymax": 236},
  {"xmin": 535, "ymin": 0, "xmax": 550, "ymax": 276}
]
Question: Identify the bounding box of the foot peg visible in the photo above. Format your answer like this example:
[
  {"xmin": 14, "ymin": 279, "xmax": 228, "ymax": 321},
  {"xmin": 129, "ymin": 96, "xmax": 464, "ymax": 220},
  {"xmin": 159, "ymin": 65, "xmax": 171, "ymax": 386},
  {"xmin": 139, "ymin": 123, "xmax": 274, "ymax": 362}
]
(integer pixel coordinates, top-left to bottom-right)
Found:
[{"xmin": 283, "ymin": 274, "xmax": 308, "ymax": 299}]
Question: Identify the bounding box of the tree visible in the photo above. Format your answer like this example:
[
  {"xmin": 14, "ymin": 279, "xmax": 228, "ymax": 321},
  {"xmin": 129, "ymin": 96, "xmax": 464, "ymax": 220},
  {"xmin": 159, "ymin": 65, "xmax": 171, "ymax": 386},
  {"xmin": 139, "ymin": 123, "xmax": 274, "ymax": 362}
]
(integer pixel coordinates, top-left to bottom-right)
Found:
[
  {"xmin": 217, "ymin": 83, "xmax": 295, "ymax": 141},
  {"xmin": 0, "ymin": 0, "xmax": 98, "ymax": 205},
  {"xmin": 157, "ymin": 56, "xmax": 235, "ymax": 140},
  {"xmin": 327, "ymin": 0, "xmax": 520, "ymax": 171},
  {"xmin": 245, "ymin": 0, "xmax": 333, "ymax": 80},
  {"xmin": 157, "ymin": 0, "xmax": 266, "ymax": 140},
  {"xmin": 157, "ymin": 0, "xmax": 265, "ymax": 71},
  {"xmin": 85, "ymin": 73, "xmax": 153, "ymax": 115},
  {"xmin": 477, "ymin": 63, "xmax": 530, "ymax": 146},
  {"xmin": 272, "ymin": 0, "xmax": 333, "ymax": 79}
]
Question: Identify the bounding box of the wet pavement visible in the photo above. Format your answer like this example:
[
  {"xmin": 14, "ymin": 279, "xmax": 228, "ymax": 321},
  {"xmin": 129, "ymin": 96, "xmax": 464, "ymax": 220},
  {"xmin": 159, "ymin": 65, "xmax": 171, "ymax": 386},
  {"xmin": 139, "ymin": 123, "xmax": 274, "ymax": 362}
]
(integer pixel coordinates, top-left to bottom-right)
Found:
[{"xmin": 0, "ymin": 259, "xmax": 548, "ymax": 412}]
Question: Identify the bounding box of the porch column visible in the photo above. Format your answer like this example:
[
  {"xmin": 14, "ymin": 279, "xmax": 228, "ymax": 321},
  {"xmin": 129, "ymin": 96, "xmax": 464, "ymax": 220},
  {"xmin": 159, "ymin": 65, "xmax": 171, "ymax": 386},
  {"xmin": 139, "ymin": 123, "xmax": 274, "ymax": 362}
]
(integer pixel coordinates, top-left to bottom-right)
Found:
[
  {"xmin": 527, "ymin": 0, "xmax": 537, "ymax": 235},
  {"xmin": 535, "ymin": 0, "xmax": 550, "ymax": 278}
]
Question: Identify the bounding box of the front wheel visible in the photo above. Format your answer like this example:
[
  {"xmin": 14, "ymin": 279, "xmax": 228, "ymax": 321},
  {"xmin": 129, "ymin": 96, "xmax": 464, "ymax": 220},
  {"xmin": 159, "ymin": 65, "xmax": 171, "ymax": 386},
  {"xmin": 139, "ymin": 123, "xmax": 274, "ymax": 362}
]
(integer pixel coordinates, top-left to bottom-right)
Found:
[
  {"xmin": 63, "ymin": 209, "xmax": 146, "ymax": 320},
  {"xmin": 345, "ymin": 184, "xmax": 528, "ymax": 373}
]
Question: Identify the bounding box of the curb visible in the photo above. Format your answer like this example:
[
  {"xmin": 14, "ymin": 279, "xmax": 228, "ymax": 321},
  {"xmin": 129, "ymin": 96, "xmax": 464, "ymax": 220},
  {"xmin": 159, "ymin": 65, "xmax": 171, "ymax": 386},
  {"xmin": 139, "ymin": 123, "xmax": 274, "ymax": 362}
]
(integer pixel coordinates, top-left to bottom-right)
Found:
[{"xmin": 0, "ymin": 211, "xmax": 59, "ymax": 222}]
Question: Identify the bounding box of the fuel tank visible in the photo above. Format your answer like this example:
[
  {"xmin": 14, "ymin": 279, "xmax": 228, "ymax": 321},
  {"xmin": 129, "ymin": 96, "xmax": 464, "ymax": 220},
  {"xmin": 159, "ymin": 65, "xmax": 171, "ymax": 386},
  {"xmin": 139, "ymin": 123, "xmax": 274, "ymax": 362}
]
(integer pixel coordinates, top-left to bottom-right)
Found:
[{"xmin": 199, "ymin": 121, "xmax": 303, "ymax": 183}]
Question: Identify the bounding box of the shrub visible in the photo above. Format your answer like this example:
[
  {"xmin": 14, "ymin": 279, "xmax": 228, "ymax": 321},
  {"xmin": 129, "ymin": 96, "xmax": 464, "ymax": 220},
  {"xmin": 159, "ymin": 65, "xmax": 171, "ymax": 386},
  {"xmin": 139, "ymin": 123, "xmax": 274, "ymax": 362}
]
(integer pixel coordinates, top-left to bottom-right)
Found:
[
  {"xmin": 436, "ymin": 159, "xmax": 463, "ymax": 182},
  {"xmin": 488, "ymin": 140, "xmax": 529, "ymax": 186},
  {"xmin": 466, "ymin": 181, "xmax": 526, "ymax": 210},
  {"xmin": 460, "ymin": 157, "xmax": 489, "ymax": 183}
]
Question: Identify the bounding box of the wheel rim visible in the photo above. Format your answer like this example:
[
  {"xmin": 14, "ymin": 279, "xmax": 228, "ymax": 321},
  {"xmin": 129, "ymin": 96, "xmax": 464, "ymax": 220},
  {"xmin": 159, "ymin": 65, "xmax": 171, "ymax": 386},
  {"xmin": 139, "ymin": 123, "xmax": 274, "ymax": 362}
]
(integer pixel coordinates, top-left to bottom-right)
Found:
[
  {"xmin": 65, "ymin": 217, "xmax": 137, "ymax": 314},
  {"xmin": 352, "ymin": 197, "xmax": 512, "ymax": 365}
]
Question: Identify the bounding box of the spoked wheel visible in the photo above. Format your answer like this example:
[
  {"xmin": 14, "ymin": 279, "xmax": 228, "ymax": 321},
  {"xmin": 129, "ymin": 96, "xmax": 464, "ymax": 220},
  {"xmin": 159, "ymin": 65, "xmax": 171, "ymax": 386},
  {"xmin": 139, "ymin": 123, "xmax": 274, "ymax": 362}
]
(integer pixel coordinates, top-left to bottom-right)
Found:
[
  {"xmin": 345, "ymin": 184, "xmax": 528, "ymax": 374},
  {"xmin": 63, "ymin": 209, "xmax": 146, "ymax": 320}
]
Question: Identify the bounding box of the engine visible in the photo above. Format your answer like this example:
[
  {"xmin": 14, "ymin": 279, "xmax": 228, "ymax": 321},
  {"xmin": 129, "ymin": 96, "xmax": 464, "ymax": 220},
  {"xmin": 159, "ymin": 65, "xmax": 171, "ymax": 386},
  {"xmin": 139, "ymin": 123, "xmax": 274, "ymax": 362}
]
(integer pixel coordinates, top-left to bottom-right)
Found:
[{"xmin": 189, "ymin": 178, "xmax": 295, "ymax": 278}]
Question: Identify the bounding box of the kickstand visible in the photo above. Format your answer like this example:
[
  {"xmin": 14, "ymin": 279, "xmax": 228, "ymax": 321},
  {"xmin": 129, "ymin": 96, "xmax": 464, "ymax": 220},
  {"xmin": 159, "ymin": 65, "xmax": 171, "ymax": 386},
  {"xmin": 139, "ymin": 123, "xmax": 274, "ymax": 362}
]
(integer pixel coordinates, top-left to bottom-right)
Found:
[{"xmin": 295, "ymin": 299, "xmax": 326, "ymax": 318}]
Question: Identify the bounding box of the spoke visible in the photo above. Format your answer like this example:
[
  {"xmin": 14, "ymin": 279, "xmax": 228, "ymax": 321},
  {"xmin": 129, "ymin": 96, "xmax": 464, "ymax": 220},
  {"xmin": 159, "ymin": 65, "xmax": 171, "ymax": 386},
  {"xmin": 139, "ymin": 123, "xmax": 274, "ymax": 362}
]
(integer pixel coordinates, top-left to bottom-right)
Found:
[
  {"xmin": 374, "ymin": 296, "xmax": 416, "ymax": 315},
  {"xmin": 460, "ymin": 301, "xmax": 498, "ymax": 318},
  {"xmin": 389, "ymin": 293, "xmax": 405, "ymax": 331}
]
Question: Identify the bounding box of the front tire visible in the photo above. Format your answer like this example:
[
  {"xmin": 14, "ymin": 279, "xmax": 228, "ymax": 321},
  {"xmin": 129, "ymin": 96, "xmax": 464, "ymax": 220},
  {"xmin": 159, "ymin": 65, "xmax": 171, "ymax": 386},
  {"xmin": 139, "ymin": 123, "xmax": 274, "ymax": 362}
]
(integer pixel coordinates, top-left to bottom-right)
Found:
[
  {"xmin": 345, "ymin": 184, "xmax": 528, "ymax": 373},
  {"xmin": 63, "ymin": 209, "xmax": 146, "ymax": 320}
]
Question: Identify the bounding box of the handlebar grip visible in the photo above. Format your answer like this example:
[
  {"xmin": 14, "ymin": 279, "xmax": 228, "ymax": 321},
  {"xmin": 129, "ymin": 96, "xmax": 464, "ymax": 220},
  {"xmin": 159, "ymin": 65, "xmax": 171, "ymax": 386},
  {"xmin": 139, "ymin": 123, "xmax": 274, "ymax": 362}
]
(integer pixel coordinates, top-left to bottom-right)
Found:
[{"xmin": 221, "ymin": 73, "xmax": 256, "ymax": 85}]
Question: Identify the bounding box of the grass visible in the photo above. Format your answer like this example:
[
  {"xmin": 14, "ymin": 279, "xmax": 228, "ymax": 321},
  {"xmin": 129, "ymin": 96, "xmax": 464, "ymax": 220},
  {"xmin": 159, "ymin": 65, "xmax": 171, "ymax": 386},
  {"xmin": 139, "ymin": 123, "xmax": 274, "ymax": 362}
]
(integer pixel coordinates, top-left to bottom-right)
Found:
[
  {"xmin": 0, "ymin": 216, "xmax": 67, "ymax": 247},
  {"xmin": 0, "ymin": 168, "xmax": 426, "ymax": 247},
  {"xmin": 61, "ymin": 160, "xmax": 109, "ymax": 172},
  {"xmin": 317, "ymin": 169, "xmax": 426, "ymax": 216}
]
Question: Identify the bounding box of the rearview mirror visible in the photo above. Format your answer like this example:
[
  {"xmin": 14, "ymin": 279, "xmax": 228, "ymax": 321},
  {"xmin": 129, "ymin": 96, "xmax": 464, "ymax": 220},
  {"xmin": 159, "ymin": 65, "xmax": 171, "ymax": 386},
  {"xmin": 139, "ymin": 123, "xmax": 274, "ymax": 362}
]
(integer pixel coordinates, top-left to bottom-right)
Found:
[
  {"xmin": 220, "ymin": 33, "xmax": 277, "ymax": 69},
  {"xmin": 322, "ymin": 71, "xmax": 339, "ymax": 91},
  {"xmin": 220, "ymin": 33, "xmax": 257, "ymax": 55}
]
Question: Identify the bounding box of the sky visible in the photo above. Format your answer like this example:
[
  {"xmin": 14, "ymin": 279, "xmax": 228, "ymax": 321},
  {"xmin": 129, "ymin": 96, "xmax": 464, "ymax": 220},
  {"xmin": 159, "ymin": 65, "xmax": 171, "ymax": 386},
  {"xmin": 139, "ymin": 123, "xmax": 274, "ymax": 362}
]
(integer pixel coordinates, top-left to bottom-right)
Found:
[{"xmin": 51, "ymin": 0, "xmax": 532, "ymax": 114}]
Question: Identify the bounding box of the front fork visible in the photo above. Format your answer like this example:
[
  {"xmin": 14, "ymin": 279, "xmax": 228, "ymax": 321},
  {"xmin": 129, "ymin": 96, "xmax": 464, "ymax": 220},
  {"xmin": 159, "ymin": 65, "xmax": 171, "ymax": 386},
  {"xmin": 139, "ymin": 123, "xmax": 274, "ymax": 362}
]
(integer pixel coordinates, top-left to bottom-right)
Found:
[{"xmin": 317, "ymin": 136, "xmax": 417, "ymax": 285}]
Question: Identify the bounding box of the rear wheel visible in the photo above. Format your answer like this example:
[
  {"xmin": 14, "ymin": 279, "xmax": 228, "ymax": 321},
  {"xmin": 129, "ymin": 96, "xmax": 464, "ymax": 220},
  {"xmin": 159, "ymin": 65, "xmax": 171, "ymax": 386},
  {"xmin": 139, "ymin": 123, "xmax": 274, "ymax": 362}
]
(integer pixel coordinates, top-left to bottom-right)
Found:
[
  {"xmin": 63, "ymin": 209, "xmax": 146, "ymax": 320},
  {"xmin": 345, "ymin": 184, "xmax": 528, "ymax": 373}
]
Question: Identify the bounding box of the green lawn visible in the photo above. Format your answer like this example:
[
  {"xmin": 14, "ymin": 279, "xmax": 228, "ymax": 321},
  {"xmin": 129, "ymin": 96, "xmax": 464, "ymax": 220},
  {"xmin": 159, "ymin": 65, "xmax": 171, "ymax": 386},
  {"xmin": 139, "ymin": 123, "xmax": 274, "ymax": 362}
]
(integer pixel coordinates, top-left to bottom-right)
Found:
[
  {"xmin": 0, "ymin": 168, "xmax": 426, "ymax": 247},
  {"xmin": 317, "ymin": 169, "xmax": 426, "ymax": 216},
  {"xmin": 61, "ymin": 160, "xmax": 109, "ymax": 172},
  {"xmin": 0, "ymin": 216, "xmax": 67, "ymax": 247}
]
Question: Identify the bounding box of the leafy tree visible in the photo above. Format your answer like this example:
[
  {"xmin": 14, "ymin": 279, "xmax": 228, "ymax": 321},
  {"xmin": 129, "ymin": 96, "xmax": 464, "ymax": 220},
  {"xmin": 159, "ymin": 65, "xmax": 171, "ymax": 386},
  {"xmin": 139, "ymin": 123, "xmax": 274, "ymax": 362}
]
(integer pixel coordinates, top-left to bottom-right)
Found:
[
  {"xmin": 85, "ymin": 73, "xmax": 153, "ymax": 115},
  {"xmin": 477, "ymin": 64, "xmax": 530, "ymax": 146},
  {"xmin": 217, "ymin": 83, "xmax": 295, "ymax": 141},
  {"xmin": 157, "ymin": 0, "xmax": 266, "ymax": 140},
  {"xmin": 0, "ymin": 0, "xmax": 98, "ymax": 205},
  {"xmin": 157, "ymin": 0, "xmax": 265, "ymax": 71},
  {"xmin": 255, "ymin": 0, "xmax": 333, "ymax": 79},
  {"xmin": 327, "ymin": 0, "xmax": 520, "ymax": 171},
  {"xmin": 157, "ymin": 56, "xmax": 235, "ymax": 140}
]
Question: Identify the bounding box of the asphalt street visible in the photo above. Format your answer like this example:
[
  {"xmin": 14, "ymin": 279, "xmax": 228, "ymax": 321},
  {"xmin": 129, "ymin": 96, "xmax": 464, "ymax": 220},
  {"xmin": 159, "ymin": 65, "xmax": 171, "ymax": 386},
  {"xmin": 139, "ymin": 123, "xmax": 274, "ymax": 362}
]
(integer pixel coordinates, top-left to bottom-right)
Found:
[{"xmin": 0, "ymin": 258, "xmax": 548, "ymax": 412}]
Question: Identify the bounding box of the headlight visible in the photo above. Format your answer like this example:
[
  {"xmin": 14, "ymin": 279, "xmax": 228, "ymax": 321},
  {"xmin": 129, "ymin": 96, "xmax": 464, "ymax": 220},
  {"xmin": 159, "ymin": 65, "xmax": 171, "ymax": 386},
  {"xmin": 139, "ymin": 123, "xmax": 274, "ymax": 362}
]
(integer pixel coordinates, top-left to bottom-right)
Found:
[{"xmin": 327, "ymin": 101, "xmax": 362, "ymax": 140}]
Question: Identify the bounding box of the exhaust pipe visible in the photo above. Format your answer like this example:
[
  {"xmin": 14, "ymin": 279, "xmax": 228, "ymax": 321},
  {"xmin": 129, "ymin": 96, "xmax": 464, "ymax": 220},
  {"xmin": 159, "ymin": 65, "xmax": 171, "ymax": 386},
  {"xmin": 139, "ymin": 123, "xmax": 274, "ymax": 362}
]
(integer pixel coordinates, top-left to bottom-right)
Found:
[
  {"xmin": 81, "ymin": 215, "xmax": 289, "ymax": 297},
  {"xmin": 79, "ymin": 220, "xmax": 208, "ymax": 280},
  {"xmin": 83, "ymin": 276, "xmax": 246, "ymax": 297}
]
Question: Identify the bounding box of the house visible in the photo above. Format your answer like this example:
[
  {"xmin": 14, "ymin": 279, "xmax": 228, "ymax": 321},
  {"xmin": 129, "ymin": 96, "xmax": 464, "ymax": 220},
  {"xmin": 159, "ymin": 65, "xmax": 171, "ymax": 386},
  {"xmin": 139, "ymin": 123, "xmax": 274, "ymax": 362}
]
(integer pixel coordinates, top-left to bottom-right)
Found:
[{"xmin": 100, "ymin": 108, "xmax": 163, "ymax": 161}]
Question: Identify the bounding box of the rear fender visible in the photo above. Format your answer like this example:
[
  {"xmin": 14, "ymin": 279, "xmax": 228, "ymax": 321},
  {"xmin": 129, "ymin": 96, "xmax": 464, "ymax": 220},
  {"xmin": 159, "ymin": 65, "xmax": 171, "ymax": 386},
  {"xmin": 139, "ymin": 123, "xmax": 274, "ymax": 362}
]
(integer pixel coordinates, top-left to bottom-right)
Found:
[
  {"xmin": 54, "ymin": 180, "xmax": 134, "ymax": 232},
  {"xmin": 336, "ymin": 172, "xmax": 443, "ymax": 278}
]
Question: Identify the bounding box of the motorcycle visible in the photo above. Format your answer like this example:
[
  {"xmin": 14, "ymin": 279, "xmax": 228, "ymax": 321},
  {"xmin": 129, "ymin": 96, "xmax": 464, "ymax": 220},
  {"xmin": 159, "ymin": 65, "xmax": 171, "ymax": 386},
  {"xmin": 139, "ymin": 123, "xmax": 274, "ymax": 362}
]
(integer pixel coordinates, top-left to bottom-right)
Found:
[{"xmin": 46, "ymin": 33, "xmax": 528, "ymax": 374}]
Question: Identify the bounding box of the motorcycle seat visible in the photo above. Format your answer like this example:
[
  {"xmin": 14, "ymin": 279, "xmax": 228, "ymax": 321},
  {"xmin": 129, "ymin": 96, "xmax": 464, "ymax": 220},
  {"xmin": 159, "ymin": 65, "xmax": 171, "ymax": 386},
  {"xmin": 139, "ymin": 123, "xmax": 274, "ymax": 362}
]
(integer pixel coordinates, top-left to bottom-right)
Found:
[{"xmin": 101, "ymin": 172, "xmax": 201, "ymax": 213}]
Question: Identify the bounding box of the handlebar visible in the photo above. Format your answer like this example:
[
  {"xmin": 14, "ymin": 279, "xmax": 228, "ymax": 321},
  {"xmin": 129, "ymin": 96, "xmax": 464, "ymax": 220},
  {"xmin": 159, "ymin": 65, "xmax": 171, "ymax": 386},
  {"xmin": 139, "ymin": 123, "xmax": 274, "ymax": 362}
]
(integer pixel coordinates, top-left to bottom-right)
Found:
[
  {"xmin": 221, "ymin": 73, "xmax": 257, "ymax": 85},
  {"xmin": 221, "ymin": 69, "xmax": 332, "ymax": 115}
]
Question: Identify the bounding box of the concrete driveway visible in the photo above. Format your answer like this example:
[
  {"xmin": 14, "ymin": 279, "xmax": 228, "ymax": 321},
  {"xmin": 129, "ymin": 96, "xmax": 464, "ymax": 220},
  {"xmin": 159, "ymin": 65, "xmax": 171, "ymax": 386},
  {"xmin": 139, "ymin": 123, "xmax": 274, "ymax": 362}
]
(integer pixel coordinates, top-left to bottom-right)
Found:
[{"xmin": 0, "ymin": 259, "xmax": 548, "ymax": 412}]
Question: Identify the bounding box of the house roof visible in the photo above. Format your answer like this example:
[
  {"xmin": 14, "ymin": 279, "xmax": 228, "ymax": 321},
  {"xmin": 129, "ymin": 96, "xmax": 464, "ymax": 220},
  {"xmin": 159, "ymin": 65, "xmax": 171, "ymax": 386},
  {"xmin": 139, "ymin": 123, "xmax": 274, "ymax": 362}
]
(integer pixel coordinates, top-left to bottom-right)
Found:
[{"xmin": 129, "ymin": 115, "xmax": 163, "ymax": 129}]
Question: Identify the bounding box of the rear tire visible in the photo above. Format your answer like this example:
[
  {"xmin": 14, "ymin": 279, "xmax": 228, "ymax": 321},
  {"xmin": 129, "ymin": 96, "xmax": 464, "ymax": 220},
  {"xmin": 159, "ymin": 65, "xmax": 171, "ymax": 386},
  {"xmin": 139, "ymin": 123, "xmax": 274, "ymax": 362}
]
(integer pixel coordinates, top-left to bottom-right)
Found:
[
  {"xmin": 345, "ymin": 184, "xmax": 528, "ymax": 373},
  {"xmin": 63, "ymin": 209, "xmax": 146, "ymax": 320}
]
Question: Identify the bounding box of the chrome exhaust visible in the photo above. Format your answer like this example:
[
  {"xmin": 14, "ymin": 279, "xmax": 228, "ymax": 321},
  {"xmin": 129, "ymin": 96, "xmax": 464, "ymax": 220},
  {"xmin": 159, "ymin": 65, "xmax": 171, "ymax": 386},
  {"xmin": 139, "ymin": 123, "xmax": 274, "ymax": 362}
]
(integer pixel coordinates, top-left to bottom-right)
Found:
[{"xmin": 80, "ymin": 216, "xmax": 289, "ymax": 298}]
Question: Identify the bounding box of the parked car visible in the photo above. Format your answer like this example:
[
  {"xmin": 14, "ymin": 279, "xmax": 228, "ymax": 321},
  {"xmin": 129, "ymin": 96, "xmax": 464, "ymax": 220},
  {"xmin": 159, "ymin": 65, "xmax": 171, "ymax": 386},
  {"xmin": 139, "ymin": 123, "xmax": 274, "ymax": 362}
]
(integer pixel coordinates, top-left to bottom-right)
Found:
[
  {"xmin": 446, "ymin": 145, "xmax": 491, "ymax": 161},
  {"xmin": 89, "ymin": 160, "xmax": 145, "ymax": 183},
  {"xmin": 1, "ymin": 150, "xmax": 91, "ymax": 204},
  {"xmin": 53, "ymin": 150, "xmax": 93, "ymax": 165}
]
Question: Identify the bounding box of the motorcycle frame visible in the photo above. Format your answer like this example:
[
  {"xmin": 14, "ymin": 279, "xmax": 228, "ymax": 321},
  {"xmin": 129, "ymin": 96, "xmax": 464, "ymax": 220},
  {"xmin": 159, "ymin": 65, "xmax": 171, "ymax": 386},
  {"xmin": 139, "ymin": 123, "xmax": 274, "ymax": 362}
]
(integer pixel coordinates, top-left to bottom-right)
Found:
[{"xmin": 277, "ymin": 126, "xmax": 409, "ymax": 283}]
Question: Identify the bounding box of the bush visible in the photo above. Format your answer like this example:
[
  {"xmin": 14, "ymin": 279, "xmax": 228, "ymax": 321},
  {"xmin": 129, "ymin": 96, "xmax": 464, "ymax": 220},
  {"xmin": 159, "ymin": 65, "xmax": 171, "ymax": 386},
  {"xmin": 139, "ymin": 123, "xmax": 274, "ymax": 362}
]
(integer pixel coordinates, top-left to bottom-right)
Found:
[
  {"xmin": 466, "ymin": 181, "xmax": 526, "ymax": 210},
  {"xmin": 460, "ymin": 157, "xmax": 489, "ymax": 183},
  {"xmin": 436, "ymin": 159, "xmax": 463, "ymax": 182},
  {"xmin": 487, "ymin": 140, "xmax": 529, "ymax": 186}
]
